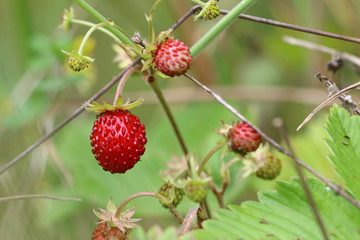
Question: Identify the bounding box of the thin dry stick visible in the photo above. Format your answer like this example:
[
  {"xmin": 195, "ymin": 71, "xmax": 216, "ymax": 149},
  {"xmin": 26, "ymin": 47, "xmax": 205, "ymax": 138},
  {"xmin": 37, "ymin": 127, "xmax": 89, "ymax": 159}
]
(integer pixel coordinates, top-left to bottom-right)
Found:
[
  {"xmin": 0, "ymin": 194, "xmax": 82, "ymax": 202},
  {"xmin": 184, "ymin": 73, "xmax": 360, "ymax": 210},
  {"xmin": 220, "ymin": 10, "xmax": 360, "ymax": 44},
  {"xmin": 297, "ymin": 80, "xmax": 360, "ymax": 131},
  {"xmin": 283, "ymin": 36, "xmax": 360, "ymax": 68},
  {"xmin": 177, "ymin": 207, "xmax": 199, "ymax": 236},
  {"xmin": 0, "ymin": 57, "xmax": 142, "ymax": 175},
  {"xmin": 274, "ymin": 118, "xmax": 329, "ymax": 240}
]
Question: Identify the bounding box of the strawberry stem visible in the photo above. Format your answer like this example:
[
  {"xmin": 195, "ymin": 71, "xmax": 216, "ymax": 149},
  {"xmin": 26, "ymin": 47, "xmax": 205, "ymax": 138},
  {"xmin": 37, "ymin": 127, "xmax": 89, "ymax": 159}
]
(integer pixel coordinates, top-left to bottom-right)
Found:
[
  {"xmin": 113, "ymin": 66, "xmax": 136, "ymax": 105},
  {"xmin": 197, "ymin": 143, "xmax": 224, "ymax": 176},
  {"xmin": 71, "ymin": 19, "xmax": 121, "ymax": 43},
  {"xmin": 78, "ymin": 21, "xmax": 112, "ymax": 56},
  {"xmin": 191, "ymin": 0, "xmax": 206, "ymax": 7},
  {"xmin": 147, "ymin": 76, "xmax": 189, "ymax": 156},
  {"xmin": 115, "ymin": 192, "xmax": 156, "ymax": 218},
  {"xmin": 114, "ymin": 192, "xmax": 184, "ymax": 224}
]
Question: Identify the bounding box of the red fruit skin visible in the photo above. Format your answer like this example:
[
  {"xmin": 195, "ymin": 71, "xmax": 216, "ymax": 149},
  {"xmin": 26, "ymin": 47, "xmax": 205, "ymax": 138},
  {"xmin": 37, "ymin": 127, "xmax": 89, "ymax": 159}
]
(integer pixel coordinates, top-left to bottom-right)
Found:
[
  {"xmin": 153, "ymin": 39, "xmax": 192, "ymax": 77},
  {"xmin": 229, "ymin": 122, "xmax": 262, "ymax": 155},
  {"xmin": 92, "ymin": 222, "xmax": 126, "ymax": 240},
  {"xmin": 90, "ymin": 110, "xmax": 147, "ymax": 174}
]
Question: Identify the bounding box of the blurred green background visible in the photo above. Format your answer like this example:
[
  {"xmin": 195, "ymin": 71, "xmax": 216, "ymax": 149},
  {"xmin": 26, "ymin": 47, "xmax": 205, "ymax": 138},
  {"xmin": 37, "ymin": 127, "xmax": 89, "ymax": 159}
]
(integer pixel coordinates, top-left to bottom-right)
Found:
[{"xmin": 0, "ymin": 0, "xmax": 359, "ymax": 239}]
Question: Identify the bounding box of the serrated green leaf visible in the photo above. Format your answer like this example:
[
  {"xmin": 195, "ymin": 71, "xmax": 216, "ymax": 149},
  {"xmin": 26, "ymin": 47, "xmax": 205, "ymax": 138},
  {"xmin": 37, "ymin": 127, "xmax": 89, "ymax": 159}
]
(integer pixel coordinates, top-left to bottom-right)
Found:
[
  {"xmin": 325, "ymin": 104, "xmax": 360, "ymax": 200},
  {"xmin": 193, "ymin": 177, "xmax": 360, "ymax": 240}
]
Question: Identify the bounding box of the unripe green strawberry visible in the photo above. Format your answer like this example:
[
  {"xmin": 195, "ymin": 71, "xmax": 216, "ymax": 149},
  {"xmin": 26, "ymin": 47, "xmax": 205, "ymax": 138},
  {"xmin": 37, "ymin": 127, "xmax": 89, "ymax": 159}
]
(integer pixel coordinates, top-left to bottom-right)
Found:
[
  {"xmin": 62, "ymin": 50, "xmax": 94, "ymax": 72},
  {"xmin": 195, "ymin": 0, "xmax": 220, "ymax": 21},
  {"xmin": 158, "ymin": 183, "xmax": 185, "ymax": 208},
  {"xmin": 184, "ymin": 179, "xmax": 208, "ymax": 202},
  {"xmin": 255, "ymin": 152, "xmax": 281, "ymax": 180}
]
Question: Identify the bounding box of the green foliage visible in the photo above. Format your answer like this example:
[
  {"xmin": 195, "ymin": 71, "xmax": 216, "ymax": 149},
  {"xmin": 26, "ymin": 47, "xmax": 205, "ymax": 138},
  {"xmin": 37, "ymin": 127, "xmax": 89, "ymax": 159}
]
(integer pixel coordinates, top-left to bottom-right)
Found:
[
  {"xmin": 325, "ymin": 104, "xmax": 360, "ymax": 200},
  {"xmin": 193, "ymin": 177, "xmax": 360, "ymax": 240},
  {"xmin": 129, "ymin": 225, "xmax": 192, "ymax": 240}
]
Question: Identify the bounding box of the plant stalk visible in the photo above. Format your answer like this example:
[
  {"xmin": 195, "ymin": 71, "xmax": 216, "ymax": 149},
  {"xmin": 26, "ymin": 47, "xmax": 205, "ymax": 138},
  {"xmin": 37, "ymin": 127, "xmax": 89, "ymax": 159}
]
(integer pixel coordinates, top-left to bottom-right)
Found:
[
  {"xmin": 148, "ymin": 78, "xmax": 189, "ymax": 156},
  {"xmin": 197, "ymin": 143, "xmax": 224, "ymax": 176},
  {"xmin": 190, "ymin": 0, "xmax": 256, "ymax": 58},
  {"xmin": 74, "ymin": 0, "xmax": 132, "ymax": 44}
]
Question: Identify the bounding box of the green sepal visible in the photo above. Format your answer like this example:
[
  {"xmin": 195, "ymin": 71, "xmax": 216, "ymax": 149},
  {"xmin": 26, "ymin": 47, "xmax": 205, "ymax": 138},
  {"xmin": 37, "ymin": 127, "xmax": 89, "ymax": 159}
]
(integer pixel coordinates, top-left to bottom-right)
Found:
[
  {"xmin": 155, "ymin": 71, "xmax": 171, "ymax": 79},
  {"xmin": 141, "ymin": 58, "xmax": 154, "ymax": 72},
  {"xmin": 107, "ymin": 198, "xmax": 117, "ymax": 214},
  {"xmin": 120, "ymin": 43, "xmax": 142, "ymax": 55},
  {"xmin": 121, "ymin": 97, "xmax": 143, "ymax": 110},
  {"xmin": 84, "ymin": 96, "xmax": 144, "ymax": 114},
  {"xmin": 155, "ymin": 192, "xmax": 173, "ymax": 208}
]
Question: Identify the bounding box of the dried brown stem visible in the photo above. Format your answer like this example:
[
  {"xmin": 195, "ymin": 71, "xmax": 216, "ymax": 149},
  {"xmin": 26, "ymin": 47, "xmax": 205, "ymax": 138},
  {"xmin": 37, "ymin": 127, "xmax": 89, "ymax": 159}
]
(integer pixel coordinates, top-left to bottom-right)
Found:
[
  {"xmin": 297, "ymin": 77, "xmax": 360, "ymax": 131},
  {"xmin": 220, "ymin": 10, "xmax": 360, "ymax": 44},
  {"xmin": 283, "ymin": 36, "xmax": 360, "ymax": 68},
  {"xmin": 184, "ymin": 73, "xmax": 360, "ymax": 210},
  {"xmin": 0, "ymin": 194, "xmax": 82, "ymax": 202}
]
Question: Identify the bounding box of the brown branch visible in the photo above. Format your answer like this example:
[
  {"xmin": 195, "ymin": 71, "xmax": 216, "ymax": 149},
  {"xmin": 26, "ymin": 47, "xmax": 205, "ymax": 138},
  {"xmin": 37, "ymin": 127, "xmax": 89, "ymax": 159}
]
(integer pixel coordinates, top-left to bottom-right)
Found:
[
  {"xmin": 297, "ymin": 77, "xmax": 360, "ymax": 131},
  {"xmin": 220, "ymin": 10, "xmax": 360, "ymax": 44},
  {"xmin": 283, "ymin": 36, "xmax": 360, "ymax": 68},
  {"xmin": 0, "ymin": 194, "xmax": 82, "ymax": 202},
  {"xmin": 184, "ymin": 73, "xmax": 360, "ymax": 210}
]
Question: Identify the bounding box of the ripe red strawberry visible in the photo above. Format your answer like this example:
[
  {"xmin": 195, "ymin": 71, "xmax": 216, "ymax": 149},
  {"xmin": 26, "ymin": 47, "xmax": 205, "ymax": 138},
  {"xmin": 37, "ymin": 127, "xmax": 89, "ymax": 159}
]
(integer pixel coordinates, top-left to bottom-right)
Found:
[
  {"xmin": 228, "ymin": 122, "xmax": 262, "ymax": 155},
  {"xmin": 90, "ymin": 108, "xmax": 147, "ymax": 174},
  {"xmin": 152, "ymin": 38, "xmax": 192, "ymax": 77},
  {"xmin": 92, "ymin": 222, "xmax": 127, "ymax": 240}
]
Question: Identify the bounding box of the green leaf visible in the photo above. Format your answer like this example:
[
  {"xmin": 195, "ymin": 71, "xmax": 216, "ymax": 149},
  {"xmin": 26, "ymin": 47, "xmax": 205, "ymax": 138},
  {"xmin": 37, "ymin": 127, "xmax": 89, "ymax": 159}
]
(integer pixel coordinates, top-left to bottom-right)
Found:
[
  {"xmin": 325, "ymin": 104, "xmax": 360, "ymax": 200},
  {"xmin": 193, "ymin": 178, "xmax": 360, "ymax": 240}
]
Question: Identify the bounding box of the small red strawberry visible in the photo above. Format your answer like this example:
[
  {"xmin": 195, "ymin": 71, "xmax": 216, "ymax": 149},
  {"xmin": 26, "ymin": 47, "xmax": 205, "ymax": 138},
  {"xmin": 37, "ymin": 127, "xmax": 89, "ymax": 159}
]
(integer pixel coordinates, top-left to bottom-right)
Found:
[
  {"xmin": 87, "ymin": 98, "xmax": 147, "ymax": 174},
  {"xmin": 92, "ymin": 222, "xmax": 127, "ymax": 240},
  {"xmin": 228, "ymin": 122, "xmax": 262, "ymax": 155},
  {"xmin": 92, "ymin": 198, "xmax": 141, "ymax": 240},
  {"xmin": 152, "ymin": 38, "xmax": 192, "ymax": 77}
]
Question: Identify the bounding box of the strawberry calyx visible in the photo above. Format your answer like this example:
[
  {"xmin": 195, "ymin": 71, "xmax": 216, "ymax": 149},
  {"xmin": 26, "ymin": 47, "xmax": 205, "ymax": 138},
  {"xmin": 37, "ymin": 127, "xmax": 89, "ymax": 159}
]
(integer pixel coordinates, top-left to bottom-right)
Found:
[
  {"xmin": 85, "ymin": 96, "xmax": 143, "ymax": 115},
  {"xmin": 93, "ymin": 198, "xmax": 141, "ymax": 234}
]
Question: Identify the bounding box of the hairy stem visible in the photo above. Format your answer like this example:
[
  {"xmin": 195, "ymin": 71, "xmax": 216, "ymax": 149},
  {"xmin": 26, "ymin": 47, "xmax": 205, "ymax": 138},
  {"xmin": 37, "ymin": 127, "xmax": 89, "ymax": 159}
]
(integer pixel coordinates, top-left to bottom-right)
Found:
[
  {"xmin": 115, "ymin": 192, "xmax": 157, "ymax": 218},
  {"xmin": 113, "ymin": 67, "xmax": 136, "ymax": 105},
  {"xmin": 190, "ymin": 0, "xmax": 256, "ymax": 58},
  {"xmin": 71, "ymin": 19, "xmax": 120, "ymax": 43},
  {"xmin": 78, "ymin": 22, "xmax": 111, "ymax": 55},
  {"xmin": 197, "ymin": 143, "xmax": 224, "ymax": 176}
]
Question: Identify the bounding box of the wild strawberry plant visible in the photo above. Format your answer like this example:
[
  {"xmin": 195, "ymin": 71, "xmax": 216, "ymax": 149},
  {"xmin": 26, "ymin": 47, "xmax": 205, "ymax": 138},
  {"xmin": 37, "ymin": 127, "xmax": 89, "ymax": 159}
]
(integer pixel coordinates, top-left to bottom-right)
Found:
[{"xmin": 2, "ymin": 0, "xmax": 360, "ymax": 239}]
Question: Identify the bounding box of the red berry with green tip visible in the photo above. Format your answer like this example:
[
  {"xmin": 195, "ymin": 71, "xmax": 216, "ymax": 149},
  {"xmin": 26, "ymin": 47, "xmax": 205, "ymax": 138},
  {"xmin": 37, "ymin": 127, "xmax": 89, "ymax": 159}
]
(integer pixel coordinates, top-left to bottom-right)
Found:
[
  {"xmin": 152, "ymin": 38, "xmax": 192, "ymax": 77},
  {"xmin": 90, "ymin": 109, "xmax": 147, "ymax": 174},
  {"xmin": 229, "ymin": 122, "xmax": 262, "ymax": 155}
]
